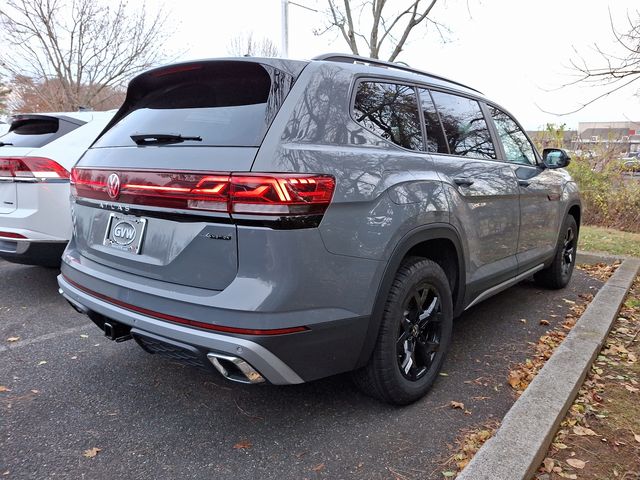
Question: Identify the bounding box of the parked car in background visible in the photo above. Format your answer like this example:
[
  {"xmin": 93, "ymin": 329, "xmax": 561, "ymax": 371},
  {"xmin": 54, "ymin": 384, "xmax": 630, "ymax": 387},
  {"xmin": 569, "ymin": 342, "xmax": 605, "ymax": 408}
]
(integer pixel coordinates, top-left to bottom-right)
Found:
[
  {"xmin": 622, "ymin": 158, "xmax": 640, "ymax": 173},
  {"xmin": 0, "ymin": 111, "xmax": 114, "ymax": 267},
  {"xmin": 58, "ymin": 55, "xmax": 580, "ymax": 405}
]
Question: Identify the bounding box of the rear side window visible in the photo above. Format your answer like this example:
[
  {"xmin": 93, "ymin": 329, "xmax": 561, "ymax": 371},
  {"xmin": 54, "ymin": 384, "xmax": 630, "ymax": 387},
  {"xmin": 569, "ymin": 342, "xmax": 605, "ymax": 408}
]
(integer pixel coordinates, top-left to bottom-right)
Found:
[
  {"xmin": 95, "ymin": 62, "xmax": 293, "ymax": 148},
  {"xmin": 430, "ymin": 91, "xmax": 496, "ymax": 160},
  {"xmin": 0, "ymin": 116, "xmax": 80, "ymax": 148},
  {"xmin": 417, "ymin": 88, "xmax": 448, "ymax": 154},
  {"xmin": 353, "ymin": 81, "xmax": 423, "ymax": 151}
]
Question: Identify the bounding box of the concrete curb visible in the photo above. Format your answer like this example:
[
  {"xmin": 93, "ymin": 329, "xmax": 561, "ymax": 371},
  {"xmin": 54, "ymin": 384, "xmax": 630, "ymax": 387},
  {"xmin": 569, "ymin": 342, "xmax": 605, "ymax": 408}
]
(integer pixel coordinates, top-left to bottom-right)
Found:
[
  {"xmin": 457, "ymin": 257, "xmax": 640, "ymax": 480},
  {"xmin": 577, "ymin": 250, "xmax": 635, "ymax": 265}
]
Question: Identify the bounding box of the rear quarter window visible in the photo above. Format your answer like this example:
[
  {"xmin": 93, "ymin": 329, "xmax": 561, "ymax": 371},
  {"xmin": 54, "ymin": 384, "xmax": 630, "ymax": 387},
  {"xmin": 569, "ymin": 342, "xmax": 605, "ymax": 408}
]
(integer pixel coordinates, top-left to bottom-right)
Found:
[{"xmin": 353, "ymin": 81, "xmax": 423, "ymax": 151}]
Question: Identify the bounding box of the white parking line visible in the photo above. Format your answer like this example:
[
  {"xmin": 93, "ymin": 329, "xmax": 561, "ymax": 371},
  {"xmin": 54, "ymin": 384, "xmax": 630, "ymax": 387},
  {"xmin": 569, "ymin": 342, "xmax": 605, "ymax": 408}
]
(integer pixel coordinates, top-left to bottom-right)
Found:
[{"xmin": 0, "ymin": 324, "xmax": 93, "ymax": 353}]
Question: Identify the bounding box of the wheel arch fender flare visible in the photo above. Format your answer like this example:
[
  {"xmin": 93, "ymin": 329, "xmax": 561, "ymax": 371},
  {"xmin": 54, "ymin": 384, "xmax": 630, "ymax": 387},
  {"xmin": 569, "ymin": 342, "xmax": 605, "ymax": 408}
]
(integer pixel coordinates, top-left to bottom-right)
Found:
[{"xmin": 355, "ymin": 223, "xmax": 466, "ymax": 369}]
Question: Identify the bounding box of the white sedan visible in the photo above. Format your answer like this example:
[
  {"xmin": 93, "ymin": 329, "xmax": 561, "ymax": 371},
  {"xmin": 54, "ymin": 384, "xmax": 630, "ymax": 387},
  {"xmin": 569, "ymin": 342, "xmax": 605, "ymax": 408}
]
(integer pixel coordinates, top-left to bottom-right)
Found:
[{"xmin": 0, "ymin": 111, "xmax": 114, "ymax": 266}]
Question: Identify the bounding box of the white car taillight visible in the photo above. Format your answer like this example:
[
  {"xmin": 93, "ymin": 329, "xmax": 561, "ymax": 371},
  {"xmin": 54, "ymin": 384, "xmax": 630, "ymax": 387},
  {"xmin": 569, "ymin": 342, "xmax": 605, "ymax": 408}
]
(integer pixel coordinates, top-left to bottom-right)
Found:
[{"xmin": 0, "ymin": 157, "xmax": 70, "ymax": 182}]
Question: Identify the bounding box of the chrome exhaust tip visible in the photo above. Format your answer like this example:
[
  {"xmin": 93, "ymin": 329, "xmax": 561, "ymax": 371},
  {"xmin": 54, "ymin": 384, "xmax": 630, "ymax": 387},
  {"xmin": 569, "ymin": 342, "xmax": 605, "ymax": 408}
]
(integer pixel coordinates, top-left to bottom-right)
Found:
[{"xmin": 207, "ymin": 353, "xmax": 265, "ymax": 384}]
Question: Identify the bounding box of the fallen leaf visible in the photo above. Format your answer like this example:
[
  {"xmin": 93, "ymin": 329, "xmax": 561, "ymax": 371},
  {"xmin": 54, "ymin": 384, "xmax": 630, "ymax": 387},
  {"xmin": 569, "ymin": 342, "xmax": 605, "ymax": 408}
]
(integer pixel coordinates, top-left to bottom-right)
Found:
[
  {"xmin": 6, "ymin": 336, "xmax": 19, "ymax": 342},
  {"xmin": 508, "ymin": 371, "xmax": 521, "ymax": 389},
  {"xmin": 30, "ymin": 390, "xmax": 39, "ymax": 394},
  {"xmin": 442, "ymin": 472, "xmax": 456, "ymax": 478},
  {"xmin": 233, "ymin": 440, "xmax": 252, "ymax": 450},
  {"xmin": 573, "ymin": 426, "xmax": 598, "ymax": 436},
  {"xmin": 566, "ymin": 459, "xmax": 586, "ymax": 469},
  {"xmin": 37, "ymin": 361, "xmax": 47, "ymax": 366},
  {"xmin": 0, "ymin": 386, "xmax": 10, "ymax": 392},
  {"xmin": 450, "ymin": 401, "xmax": 464, "ymax": 410},
  {"xmin": 624, "ymin": 384, "xmax": 639, "ymax": 393},
  {"xmin": 559, "ymin": 473, "xmax": 577, "ymax": 479},
  {"xmin": 311, "ymin": 463, "xmax": 325, "ymax": 472},
  {"xmin": 83, "ymin": 447, "xmax": 101, "ymax": 458},
  {"xmin": 439, "ymin": 372, "xmax": 449, "ymax": 377},
  {"xmin": 540, "ymin": 319, "xmax": 550, "ymax": 326},
  {"xmin": 80, "ymin": 334, "xmax": 88, "ymax": 338},
  {"xmin": 543, "ymin": 457, "xmax": 554, "ymax": 472},
  {"xmin": 634, "ymin": 433, "xmax": 640, "ymax": 443},
  {"xmin": 520, "ymin": 318, "xmax": 527, "ymax": 324}
]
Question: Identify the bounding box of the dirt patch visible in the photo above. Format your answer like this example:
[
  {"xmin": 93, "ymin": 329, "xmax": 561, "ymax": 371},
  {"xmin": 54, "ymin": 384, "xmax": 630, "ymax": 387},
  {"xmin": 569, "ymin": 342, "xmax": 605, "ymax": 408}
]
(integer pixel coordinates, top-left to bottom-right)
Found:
[
  {"xmin": 532, "ymin": 275, "xmax": 640, "ymax": 480},
  {"xmin": 444, "ymin": 263, "xmax": 618, "ymax": 479}
]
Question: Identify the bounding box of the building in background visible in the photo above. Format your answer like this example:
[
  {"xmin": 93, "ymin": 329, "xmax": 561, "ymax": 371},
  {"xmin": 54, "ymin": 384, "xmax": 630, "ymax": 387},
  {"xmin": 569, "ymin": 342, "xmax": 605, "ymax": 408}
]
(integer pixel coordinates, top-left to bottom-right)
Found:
[{"xmin": 575, "ymin": 121, "xmax": 640, "ymax": 156}]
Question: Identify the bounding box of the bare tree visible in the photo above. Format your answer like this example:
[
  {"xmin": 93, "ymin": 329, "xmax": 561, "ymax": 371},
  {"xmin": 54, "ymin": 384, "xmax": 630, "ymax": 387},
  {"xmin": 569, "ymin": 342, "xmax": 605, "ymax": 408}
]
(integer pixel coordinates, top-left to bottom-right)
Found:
[
  {"xmin": 0, "ymin": 0, "xmax": 172, "ymax": 112},
  {"xmin": 319, "ymin": 0, "xmax": 442, "ymax": 61},
  {"xmin": 228, "ymin": 33, "xmax": 280, "ymax": 57},
  {"xmin": 567, "ymin": 9, "xmax": 640, "ymax": 112},
  {"xmin": 0, "ymin": 76, "xmax": 10, "ymax": 115},
  {"xmin": 8, "ymin": 75, "xmax": 125, "ymax": 113}
]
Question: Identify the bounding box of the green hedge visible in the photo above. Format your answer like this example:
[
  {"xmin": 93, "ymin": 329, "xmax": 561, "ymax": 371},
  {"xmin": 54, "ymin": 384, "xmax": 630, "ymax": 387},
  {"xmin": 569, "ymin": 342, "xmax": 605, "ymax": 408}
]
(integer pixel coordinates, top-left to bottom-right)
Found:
[{"xmin": 567, "ymin": 157, "xmax": 640, "ymax": 233}]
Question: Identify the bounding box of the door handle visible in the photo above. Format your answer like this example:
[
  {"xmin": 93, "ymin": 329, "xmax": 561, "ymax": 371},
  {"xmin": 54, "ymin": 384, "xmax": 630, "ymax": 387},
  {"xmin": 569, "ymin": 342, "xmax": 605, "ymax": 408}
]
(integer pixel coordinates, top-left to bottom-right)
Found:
[
  {"xmin": 518, "ymin": 180, "xmax": 531, "ymax": 187},
  {"xmin": 453, "ymin": 177, "xmax": 474, "ymax": 187}
]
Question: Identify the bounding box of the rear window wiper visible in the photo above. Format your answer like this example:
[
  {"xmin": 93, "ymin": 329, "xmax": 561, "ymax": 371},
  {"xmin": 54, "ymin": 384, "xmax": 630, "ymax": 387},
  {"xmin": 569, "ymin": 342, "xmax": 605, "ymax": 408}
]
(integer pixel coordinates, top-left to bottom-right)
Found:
[
  {"xmin": 0, "ymin": 142, "xmax": 14, "ymax": 147},
  {"xmin": 130, "ymin": 134, "xmax": 203, "ymax": 146}
]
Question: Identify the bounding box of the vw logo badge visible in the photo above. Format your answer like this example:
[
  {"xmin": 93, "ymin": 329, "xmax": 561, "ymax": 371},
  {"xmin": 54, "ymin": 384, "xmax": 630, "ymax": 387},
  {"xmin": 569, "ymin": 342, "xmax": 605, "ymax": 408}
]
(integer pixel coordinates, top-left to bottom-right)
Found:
[{"xmin": 107, "ymin": 173, "xmax": 120, "ymax": 199}]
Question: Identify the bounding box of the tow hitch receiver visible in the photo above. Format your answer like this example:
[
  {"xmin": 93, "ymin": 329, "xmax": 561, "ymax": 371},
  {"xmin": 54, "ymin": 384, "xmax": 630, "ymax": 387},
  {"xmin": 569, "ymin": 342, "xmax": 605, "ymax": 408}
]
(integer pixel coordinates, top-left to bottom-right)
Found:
[{"xmin": 103, "ymin": 321, "xmax": 132, "ymax": 343}]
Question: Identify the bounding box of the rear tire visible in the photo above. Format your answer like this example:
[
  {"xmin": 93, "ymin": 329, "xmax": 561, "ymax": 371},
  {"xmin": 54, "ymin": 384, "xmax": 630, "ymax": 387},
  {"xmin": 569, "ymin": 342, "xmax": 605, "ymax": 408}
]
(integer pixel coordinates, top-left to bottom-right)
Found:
[
  {"xmin": 353, "ymin": 257, "xmax": 453, "ymax": 405},
  {"xmin": 534, "ymin": 215, "xmax": 578, "ymax": 290}
]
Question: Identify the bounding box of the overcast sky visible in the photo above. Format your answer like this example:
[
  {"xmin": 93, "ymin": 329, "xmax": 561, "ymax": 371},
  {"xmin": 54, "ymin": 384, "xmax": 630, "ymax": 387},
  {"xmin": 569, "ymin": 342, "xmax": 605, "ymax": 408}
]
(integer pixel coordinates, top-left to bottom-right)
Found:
[{"xmin": 147, "ymin": 1, "xmax": 639, "ymax": 130}]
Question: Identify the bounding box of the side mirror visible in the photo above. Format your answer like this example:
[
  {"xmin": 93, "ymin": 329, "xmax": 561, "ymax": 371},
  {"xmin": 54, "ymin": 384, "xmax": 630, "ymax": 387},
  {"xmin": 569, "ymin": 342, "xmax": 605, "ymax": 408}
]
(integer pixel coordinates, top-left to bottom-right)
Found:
[{"xmin": 542, "ymin": 148, "xmax": 571, "ymax": 169}]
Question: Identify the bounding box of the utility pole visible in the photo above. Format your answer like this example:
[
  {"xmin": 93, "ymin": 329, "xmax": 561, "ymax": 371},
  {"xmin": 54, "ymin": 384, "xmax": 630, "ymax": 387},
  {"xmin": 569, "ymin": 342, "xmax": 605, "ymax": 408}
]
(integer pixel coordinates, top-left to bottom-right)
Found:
[{"xmin": 281, "ymin": 0, "xmax": 289, "ymax": 58}]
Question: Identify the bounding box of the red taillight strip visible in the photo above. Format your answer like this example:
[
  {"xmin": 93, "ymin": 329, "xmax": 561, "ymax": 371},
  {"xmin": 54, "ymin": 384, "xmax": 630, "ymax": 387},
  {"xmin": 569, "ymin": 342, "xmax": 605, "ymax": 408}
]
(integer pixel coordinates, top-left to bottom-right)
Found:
[
  {"xmin": 63, "ymin": 276, "xmax": 309, "ymax": 336},
  {"xmin": 70, "ymin": 168, "xmax": 335, "ymax": 218},
  {"xmin": 0, "ymin": 231, "xmax": 27, "ymax": 239}
]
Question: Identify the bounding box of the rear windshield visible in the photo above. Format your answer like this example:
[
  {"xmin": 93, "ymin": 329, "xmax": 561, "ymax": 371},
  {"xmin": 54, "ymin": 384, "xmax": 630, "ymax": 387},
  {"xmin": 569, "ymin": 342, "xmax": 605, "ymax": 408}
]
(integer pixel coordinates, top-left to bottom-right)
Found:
[
  {"xmin": 94, "ymin": 62, "xmax": 295, "ymax": 148},
  {"xmin": 0, "ymin": 116, "xmax": 80, "ymax": 148}
]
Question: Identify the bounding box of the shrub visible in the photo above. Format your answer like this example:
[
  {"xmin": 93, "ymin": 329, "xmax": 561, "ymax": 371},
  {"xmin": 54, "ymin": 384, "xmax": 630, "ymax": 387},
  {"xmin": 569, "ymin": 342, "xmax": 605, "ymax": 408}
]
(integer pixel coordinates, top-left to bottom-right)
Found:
[{"xmin": 567, "ymin": 155, "xmax": 640, "ymax": 233}]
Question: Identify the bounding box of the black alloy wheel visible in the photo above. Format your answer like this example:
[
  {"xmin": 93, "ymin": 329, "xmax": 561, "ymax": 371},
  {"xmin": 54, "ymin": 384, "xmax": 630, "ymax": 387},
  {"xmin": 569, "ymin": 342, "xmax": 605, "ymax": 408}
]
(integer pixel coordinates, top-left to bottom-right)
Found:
[
  {"xmin": 353, "ymin": 257, "xmax": 453, "ymax": 405},
  {"xmin": 397, "ymin": 283, "xmax": 442, "ymax": 381}
]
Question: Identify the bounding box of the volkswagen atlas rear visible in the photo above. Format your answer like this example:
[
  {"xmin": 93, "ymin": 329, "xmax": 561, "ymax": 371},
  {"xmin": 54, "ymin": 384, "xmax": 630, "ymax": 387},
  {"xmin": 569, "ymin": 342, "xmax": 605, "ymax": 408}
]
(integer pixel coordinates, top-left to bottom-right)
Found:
[{"xmin": 58, "ymin": 59, "xmax": 370, "ymax": 389}]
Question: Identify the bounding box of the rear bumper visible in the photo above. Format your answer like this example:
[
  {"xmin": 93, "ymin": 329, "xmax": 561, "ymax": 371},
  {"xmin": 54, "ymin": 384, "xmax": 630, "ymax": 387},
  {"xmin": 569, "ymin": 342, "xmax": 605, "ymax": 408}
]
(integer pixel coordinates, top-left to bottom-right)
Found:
[
  {"xmin": 0, "ymin": 238, "xmax": 66, "ymax": 267},
  {"xmin": 57, "ymin": 271, "xmax": 370, "ymax": 384}
]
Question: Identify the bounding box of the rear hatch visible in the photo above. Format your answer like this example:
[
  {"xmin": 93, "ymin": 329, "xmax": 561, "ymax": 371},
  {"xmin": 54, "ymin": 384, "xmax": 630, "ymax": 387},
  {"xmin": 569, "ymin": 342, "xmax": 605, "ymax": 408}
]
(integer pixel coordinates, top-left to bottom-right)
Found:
[
  {"xmin": 72, "ymin": 59, "xmax": 307, "ymax": 291},
  {"xmin": 0, "ymin": 115, "xmax": 85, "ymax": 213}
]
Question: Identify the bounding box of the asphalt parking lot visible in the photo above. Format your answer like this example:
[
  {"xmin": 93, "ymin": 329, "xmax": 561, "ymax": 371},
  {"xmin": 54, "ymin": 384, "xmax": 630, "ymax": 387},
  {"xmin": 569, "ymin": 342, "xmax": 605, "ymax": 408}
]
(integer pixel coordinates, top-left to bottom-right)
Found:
[{"xmin": 0, "ymin": 259, "xmax": 603, "ymax": 480}]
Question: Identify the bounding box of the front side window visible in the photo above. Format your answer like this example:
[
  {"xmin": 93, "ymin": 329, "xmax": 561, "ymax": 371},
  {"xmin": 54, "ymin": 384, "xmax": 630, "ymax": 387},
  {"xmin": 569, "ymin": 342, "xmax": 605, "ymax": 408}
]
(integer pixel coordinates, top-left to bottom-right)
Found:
[
  {"xmin": 490, "ymin": 107, "xmax": 537, "ymax": 165},
  {"xmin": 353, "ymin": 81, "xmax": 423, "ymax": 150},
  {"xmin": 430, "ymin": 91, "xmax": 496, "ymax": 159}
]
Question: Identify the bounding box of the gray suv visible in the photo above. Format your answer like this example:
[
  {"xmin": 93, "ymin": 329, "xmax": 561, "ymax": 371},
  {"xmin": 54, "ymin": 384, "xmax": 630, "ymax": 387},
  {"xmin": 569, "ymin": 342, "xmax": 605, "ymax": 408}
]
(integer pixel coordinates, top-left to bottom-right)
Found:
[{"xmin": 57, "ymin": 54, "xmax": 580, "ymax": 405}]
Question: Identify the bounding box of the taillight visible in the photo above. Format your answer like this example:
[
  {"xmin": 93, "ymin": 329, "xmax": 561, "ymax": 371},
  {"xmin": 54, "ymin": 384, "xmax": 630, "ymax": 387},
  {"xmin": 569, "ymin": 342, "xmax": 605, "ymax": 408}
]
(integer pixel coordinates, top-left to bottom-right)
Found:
[
  {"xmin": 0, "ymin": 231, "xmax": 27, "ymax": 239},
  {"xmin": 71, "ymin": 169, "xmax": 336, "ymax": 225},
  {"xmin": 230, "ymin": 175, "xmax": 335, "ymax": 215},
  {"xmin": 0, "ymin": 157, "xmax": 70, "ymax": 181}
]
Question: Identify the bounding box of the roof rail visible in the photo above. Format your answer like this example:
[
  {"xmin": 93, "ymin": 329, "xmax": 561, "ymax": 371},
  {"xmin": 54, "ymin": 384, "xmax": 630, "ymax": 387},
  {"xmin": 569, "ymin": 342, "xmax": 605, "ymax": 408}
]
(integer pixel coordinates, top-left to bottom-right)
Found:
[{"xmin": 312, "ymin": 53, "xmax": 482, "ymax": 94}]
